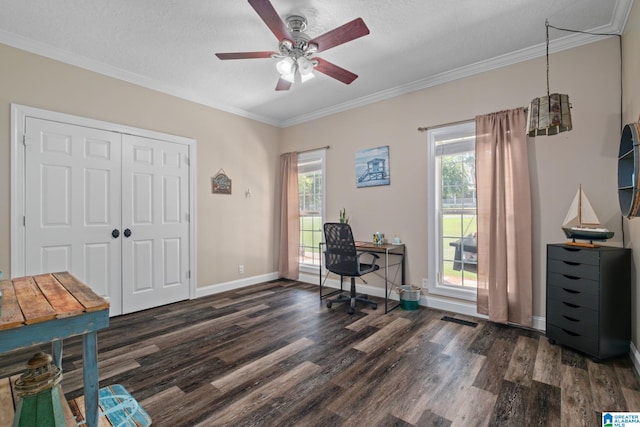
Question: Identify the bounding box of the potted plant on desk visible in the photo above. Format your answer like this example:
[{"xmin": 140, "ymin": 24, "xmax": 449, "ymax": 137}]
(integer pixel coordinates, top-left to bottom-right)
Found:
[{"xmin": 339, "ymin": 208, "xmax": 349, "ymax": 224}]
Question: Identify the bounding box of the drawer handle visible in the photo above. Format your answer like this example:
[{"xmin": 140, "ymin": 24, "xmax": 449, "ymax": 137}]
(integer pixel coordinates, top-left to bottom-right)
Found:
[
  {"xmin": 561, "ymin": 328, "xmax": 580, "ymax": 337},
  {"xmin": 562, "ymin": 301, "xmax": 580, "ymax": 309},
  {"xmin": 562, "ymin": 261, "xmax": 580, "ymax": 266},
  {"xmin": 562, "ymin": 247, "xmax": 581, "ymax": 252},
  {"xmin": 562, "ymin": 288, "xmax": 580, "ymax": 295},
  {"xmin": 562, "ymin": 315, "xmax": 580, "ymax": 322},
  {"xmin": 562, "ymin": 274, "xmax": 579, "ymax": 280}
]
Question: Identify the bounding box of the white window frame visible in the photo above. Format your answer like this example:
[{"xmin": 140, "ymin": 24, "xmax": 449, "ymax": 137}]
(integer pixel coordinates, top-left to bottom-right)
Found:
[
  {"xmin": 298, "ymin": 149, "xmax": 326, "ymax": 274},
  {"xmin": 427, "ymin": 121, "xmax": 477, "ymax": 301}
]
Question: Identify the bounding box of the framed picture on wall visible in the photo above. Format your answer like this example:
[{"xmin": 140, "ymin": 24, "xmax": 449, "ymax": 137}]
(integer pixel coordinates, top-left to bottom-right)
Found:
[
  {"xmin": 212, "ymin": 169, "xmax": 232, "ymax": 194},
  {"xmin": 355, "ymin": 146, "xmax": 390, "ymax": 188}
]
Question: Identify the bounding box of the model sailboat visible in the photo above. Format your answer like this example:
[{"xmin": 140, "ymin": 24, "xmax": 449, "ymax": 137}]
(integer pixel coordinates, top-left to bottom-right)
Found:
[{"xmin": 562, "ymin": 186, "xmax": 614, "ymax": 242}]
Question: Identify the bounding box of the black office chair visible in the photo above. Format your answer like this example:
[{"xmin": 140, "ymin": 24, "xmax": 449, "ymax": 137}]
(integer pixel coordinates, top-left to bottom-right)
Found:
[{"xmin": 323, "ymin": 222, "xmax": 380, "ymax": 314}]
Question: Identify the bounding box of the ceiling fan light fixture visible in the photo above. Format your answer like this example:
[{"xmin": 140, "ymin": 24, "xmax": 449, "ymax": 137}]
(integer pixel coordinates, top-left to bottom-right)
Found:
[
  {"xmin": 215, "ymin": 0, "xmax": 370, "ymax": 91},
  {"xmin": 279, "ymin": 39, "xmax": 293, "ymax": 55},
  {"xmin": 280, "ymin": 71, "xmax": 295, "ymax": 83},
  {"xmin": 276, "ymin": 57, "xmax": 295, "ymax": 75},
  {"xmin": 298, "ymin": 56, "xmax": 314, "ymax": 75},
  {"xmin": 300, "ymin": 71, "xmax": 315, "ymax": 82}
]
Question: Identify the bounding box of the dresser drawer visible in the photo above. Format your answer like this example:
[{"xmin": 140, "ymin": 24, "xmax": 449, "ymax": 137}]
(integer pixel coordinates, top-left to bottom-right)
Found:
[
  {"xmin": 547, "ymin": 272, "xmax": 599, "ymax": 295},
  {"xmin": 547, "ymin": 283, "xmax": 599, "ymax": 309},
  {"xmin": 547, "ymin": 298, "xmax": 598, "ymax": 326},
  {"xmin": 547, "ymin": 315, "xmax": 597, "ymax": 339},
  {"xmin": 546, "ymin": 324, "xmax": 597, "ymax": 356},
  {"xmin": 547, "ymin": 259, "xmax": 599, "ymax": 280},
  {"xmin": 548, "ymin": 245, "xmax": 600, "ymax": 265}
]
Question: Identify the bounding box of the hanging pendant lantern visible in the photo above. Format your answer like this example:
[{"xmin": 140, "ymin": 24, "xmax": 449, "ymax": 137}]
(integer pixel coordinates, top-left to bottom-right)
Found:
[
  {"xmin": 526, "ymin": 20, "xmax": 573, "ymax": 137},
  {"xmin": 527, "ymin": 93, "xmax": 572, "ymax": 136},
  {"xmin": 12, "ymin": 352, "xmax": 67, "ymax": 427}
]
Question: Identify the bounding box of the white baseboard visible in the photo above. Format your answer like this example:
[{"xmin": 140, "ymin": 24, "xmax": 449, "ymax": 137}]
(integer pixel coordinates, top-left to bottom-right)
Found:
[
  {"xmin": 531, "ymin": 316, "xmax": 545, "ymax": 332},
  {"xmin": 304, "ymin": 274, "xmax": 399, "ymax": 301},
  {"xmin": 423, "ymin": 294, "xmax": 486, "ymax": 319},
  {"xmin": 424, "ymin": 296, "xmax": 546, "ymax": 331},
  {"xmin": 298, "ymin": 272, "xmax": 321, "ymax": 286},
  {"xmin": 300, "ymin": 274, "xmax": 546, "ymax": 331},
  {"xmin": 195, "ymin": 272, "xmax": 279, "ymax": 298}
]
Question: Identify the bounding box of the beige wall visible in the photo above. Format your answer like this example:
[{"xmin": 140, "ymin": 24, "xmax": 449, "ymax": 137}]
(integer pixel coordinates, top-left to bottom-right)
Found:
[
  {"xmin": 0, "ymin": 29, "xmax": 629, "ymax": 330},
  {"xmin": 623, "ymin": 1, "xmax": 640, "ymax": 350},
  {"xmin": 282, "ymin": 37, "xmax": 622, "ymax": 322},
  {"xmin": 0, "ymin": 43, "xmax": 282, "ymax": 287}
]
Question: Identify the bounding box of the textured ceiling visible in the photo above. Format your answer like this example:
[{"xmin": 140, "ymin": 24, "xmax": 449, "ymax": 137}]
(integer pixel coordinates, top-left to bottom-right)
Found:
[{"xmin": 0, "ymin": 0, "xmax": 633, "ymax": 127}]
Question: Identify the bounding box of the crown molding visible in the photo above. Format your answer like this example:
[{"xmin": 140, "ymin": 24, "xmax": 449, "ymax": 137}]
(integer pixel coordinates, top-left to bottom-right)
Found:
[
  {"xmin": 0, "ymin": 29, "xmax": 281, "ymax": 127},
  {"xmin": 279, "ymin": 30, "xmax": 615, "ymax": 127}
]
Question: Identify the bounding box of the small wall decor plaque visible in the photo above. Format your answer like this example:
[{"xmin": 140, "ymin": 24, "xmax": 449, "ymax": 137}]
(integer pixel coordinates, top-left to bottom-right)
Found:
[
  {"xmin": 212, "ymin": 169, "xmax": 232, "ymax": 194},
  {"xmin": 355, "ymin": 145, "xmax": 390, "ymax": 188}
]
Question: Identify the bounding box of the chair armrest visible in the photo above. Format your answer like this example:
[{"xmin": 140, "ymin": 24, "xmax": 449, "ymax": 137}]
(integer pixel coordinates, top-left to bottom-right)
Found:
[
  {"xmin": 357, "ymin": 251, "xmax": 380, "ymax": 261},
  {"xmin": 356, "ymin": 251, "xmax": 379, "ymax": 275}
]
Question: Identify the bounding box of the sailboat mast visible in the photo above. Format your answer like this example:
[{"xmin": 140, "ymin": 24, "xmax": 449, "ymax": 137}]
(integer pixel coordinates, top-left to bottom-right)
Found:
[{"xmin": 578, "ymin": 184, "xmax": 582, "ymax": 227}]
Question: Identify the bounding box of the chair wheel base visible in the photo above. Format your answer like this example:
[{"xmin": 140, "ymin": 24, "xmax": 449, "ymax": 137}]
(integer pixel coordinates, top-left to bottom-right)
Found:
[{"xmin": 326, "ymin": 302, "xmax": 332, "ymax": 309}]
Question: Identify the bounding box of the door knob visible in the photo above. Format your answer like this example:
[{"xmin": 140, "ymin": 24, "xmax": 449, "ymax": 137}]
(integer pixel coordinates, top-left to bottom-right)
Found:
[
  {"xmin": 123, "ymin": 228, "xmax": 132, "ymax": 238},
  {"xmin": 111, "ymin": 229, "xmax": 120, "ymax": 238}
]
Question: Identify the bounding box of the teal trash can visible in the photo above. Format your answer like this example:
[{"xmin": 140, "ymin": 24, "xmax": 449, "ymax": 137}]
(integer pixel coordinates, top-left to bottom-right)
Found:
[{"xmin": 399, "ymin": 285, "xmax": 420, "ymax": 310}]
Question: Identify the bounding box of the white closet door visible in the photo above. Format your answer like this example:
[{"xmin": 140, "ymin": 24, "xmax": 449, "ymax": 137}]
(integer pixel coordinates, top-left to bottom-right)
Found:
[
  {"xmin": 121, "ymin": 134, "xmax": 190, "ymax": 314},
  {"xmin": 24, "ymin": 117, "xmax": 123, "ymax": 315}
]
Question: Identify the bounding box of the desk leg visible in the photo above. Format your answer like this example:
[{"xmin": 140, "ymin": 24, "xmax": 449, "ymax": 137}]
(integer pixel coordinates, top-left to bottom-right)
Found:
[
  {"xmin": 318, "ymin": 242, "xmax": 322, "ymax": 303},
  {"xmin": 51, "ymin": 339, "xmax": 63, "ymax": 369},
  {"xmin": 384, "ymin": 248, "xmax": 389, "ymax": 313},
  {"xmin": 83, "ymin": 332, "xmax": 99, "ymax": 427}
]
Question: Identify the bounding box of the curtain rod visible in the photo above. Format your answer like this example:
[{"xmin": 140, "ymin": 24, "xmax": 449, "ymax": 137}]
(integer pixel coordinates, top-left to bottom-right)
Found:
[
  {"xmin": 417, "ymin": 107, "xmax": 528, "ymax": 132},
  {"xmin": 417, "ymin": 118, "xmax": 473, "ymax": 132},
  {"xmin": 297, "ymin": 145, "xmax": 330, "ymax": 154}
]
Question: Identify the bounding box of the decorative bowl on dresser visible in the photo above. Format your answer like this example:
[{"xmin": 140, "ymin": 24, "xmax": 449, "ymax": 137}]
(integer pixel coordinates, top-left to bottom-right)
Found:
[{"xmin": 546, "ymin": 243, "xmax": 631, "ymax": 362}]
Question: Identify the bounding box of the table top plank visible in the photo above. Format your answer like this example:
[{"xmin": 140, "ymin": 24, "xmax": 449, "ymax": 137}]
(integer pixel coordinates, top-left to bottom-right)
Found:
[
  {"xmin": 0, "ymin": 280, "xmax": 25, "ymax": 331},
  {"xmin": 12, "ymin": 276, "xmax": 58, "ymax": 325},
  {"xmin": 53, "ymin": 272, "xmax": 110, "ymax": 313},
  {"xmin": 34, "ymin": 273, "xmax": 86, "ymax": 319},
  {"xmin": 355, "ymin": 241, "xmax": 405, "ymax": 252}
]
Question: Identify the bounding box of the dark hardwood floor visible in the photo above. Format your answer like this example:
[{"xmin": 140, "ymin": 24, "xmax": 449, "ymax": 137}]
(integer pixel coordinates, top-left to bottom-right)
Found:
[{"xmin": 2, "ymin": 279, "xmax": 640, "ymax": 426}]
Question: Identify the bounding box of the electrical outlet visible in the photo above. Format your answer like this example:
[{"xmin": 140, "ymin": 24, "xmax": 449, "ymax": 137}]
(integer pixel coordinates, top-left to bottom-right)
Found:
[{"xmin": 238, "ymin": 264, "xmax": 244, "ymax": 274}]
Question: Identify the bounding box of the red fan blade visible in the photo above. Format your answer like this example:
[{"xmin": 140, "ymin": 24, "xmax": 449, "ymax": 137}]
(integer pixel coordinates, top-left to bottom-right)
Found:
[
  {"xmin": 215, "ymin": 52, "xmax": 276, "ymax": 60},
  {"xmin": 314, "ymin": 58, "xmax": 358, "ymax": 85},
  {"xmin": 248, "ymin": 0, "xmax": 292, "ymax": 41},
  {"xmin": 275, "ymin": 78, "xmax": 292, "ymax": 91},
  {"xmin": 309, "ymin": 18, "xmax": 370, "ymax": 53}
]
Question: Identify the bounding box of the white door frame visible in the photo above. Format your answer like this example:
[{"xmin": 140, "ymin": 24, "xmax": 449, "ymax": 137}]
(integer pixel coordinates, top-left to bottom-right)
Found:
[{"xmin": 10, "ymin": 104, "xmax": 197, "ymax": 301}]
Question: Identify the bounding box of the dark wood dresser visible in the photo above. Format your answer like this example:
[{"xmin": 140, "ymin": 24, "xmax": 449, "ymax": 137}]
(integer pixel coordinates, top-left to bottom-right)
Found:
[{"xmin": 546, "ymin": 244, "xmax": 631, "ymax": 361}]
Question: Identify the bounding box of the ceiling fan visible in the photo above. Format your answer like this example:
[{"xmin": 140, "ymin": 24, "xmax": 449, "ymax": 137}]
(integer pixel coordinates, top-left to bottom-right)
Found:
[{"xmin": 215, "ymin": 0, "xmax": 370, "ymax": 91}]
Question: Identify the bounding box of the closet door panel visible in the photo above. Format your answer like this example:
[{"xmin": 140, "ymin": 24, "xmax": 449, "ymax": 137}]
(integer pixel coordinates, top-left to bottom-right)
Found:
[
  {"xmin": 121, "ymin": 134, "xmax": 190, "ymax": 314},
  {"xmin": 24, "ymin": 117, "xmax": 122, "ymax": 315}
]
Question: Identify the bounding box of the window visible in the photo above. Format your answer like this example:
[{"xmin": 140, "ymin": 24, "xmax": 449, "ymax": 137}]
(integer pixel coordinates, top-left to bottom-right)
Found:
[
  {"xmin": 298, "ymin": 150, "xmax": 325, "ymax": 269},
  {"xmin": 427, "ymin": 122, "xmax": 477, "ymax": 301}
]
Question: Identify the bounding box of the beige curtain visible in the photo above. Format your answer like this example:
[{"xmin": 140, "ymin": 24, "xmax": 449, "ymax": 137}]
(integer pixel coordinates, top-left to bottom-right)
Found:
[
  {"xmin": 475, "ymin": 107, "xmax": 532, "ymax": 327},
  {"xmin": 278, "ymin": 152, "xmax": 300, "ymax": 280}
]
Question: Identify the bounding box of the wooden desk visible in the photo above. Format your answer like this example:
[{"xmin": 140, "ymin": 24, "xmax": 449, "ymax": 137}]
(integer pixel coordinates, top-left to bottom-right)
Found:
[
  {"xmin": 319, "ymin": 241, "xmax": 406, "ymax": 313},
  {"xmin": 355, "ymin": 242, "xmax": 406, "ymax": 313},
  {"xmin": 0, "ymin": 272, "xmax": 109, "ymax": 427}
]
